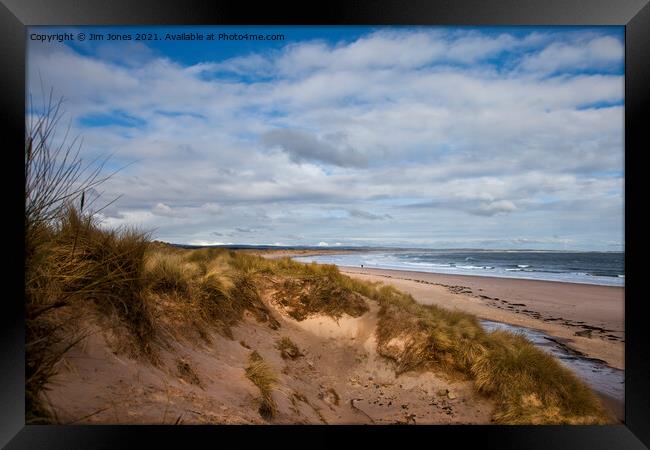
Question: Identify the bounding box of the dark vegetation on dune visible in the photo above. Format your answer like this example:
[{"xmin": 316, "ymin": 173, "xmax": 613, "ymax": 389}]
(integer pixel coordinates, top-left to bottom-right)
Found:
[{"xmin": 25, "ymin": 93, "xmax": 612, "ymax": 425}]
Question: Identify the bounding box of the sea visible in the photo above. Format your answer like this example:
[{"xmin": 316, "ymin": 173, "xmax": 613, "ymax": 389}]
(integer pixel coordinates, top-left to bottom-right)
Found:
[{"xmin": 293, "ymin": 250, "xmax": 624, "ymax": 286}]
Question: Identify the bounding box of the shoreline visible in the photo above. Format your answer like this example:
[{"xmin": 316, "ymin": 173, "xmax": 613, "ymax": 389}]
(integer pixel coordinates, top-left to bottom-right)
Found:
[{"xmin": 295, "ymin": 261, "xmax": 624, "ymax": 288}]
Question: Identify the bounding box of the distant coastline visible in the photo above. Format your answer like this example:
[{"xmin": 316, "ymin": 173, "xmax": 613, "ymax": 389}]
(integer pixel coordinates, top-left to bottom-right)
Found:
[{"xmin": 161, "ymin": 242, "xmax": 623, "ymax": 254}]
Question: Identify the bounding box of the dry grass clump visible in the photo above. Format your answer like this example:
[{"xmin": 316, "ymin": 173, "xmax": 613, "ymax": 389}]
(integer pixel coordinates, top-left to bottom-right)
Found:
[
  {"xmin": 272, "ymin": 276, "xmax": 369, "ymax": 321},
  {"xmin": 181, "ymin": 251, "xmax": 366, "ymax": 310},
  {"xmin": 193, "ymin": 273, "xmax": 242, "ymax": 338},
  {"xmin": 373, "ymin": 285, "xmax": 484, "ymax": 375},
  {"xmin": 277, "ymin": 337, "xmax": 303, "ymax": 360},
  {"xmin": 176, "ymin": 358, "xmax": 201, "ymax": 386},
  {"xmin": 144, "ymin": 252, "xmax": 195, "ymax": 295},
  {"xmin": 26, "ymin": 206, "xmax": 158, "ymax": 423},
  {"xmin": 230, "ymin": 273, "xmax": 281, "ymax": 329},
  {"xmin": 185, "ymin": 247, "xmax": 234, "ymax": 277},
  {"xmin": 143, "ymin": 247, "xmax": 281, "ymax": 339},
  {"xmin": 245, "ymin": 351, "xmax": 278, "ymax": 420},
  {"xmin": 26, "ymin": 208, "xmax": 155, "ymax": 422},
  {"xmin": 471, "ymin": 330, "xmax": 609, "ymax": 424},
  {"xmin": 50, "ymin": 208, "xmax": 155, "ymax": 351},
  {"xmin": 257, "ymin": 260, "xmax": 370, "ymax": 321}
]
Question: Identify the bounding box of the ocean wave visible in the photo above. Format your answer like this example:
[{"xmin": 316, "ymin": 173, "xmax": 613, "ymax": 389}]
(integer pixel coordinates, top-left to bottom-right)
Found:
[
  {"xmin": 293, "ymin": 252, "xmax": 624, "ymax": 286},
  {"xmin": 402, "ymin": 261, "xmax": 453, "ymax": 268}
]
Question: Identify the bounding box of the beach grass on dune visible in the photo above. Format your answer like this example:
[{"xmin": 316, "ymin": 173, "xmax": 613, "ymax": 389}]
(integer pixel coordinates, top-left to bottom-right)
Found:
[
  {"xmin": 214, "ymin": 253, "xmax": 612, "ymax": 424},
  {"xmin": 157, "ymin": 250, "xmax": 612, "ymax": 424},
  {"xmin": 26, "ymin": 206, "xmax": 156, "ymax": 423},
  {"xmin": 27, "ymin": 225, "xmax": 612, "ymax": 424}
]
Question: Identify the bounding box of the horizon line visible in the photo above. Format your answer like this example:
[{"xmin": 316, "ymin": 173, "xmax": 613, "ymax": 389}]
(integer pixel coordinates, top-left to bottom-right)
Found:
[{"xmin": 156, "ymin": 241, "xmax": 624, "ymax": 253}]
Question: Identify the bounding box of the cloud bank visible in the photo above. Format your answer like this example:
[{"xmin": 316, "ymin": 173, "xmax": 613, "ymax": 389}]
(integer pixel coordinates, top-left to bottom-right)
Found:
[{"xmin": 27, "ymin": 27, "xmax": 624, "ymax": 250}]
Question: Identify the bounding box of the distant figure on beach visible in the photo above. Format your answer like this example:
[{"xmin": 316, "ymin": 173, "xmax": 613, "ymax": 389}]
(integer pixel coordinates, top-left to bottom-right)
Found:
[{"xmin": 361, "ymin": 264, "xmax": 364, "ymax": 268}]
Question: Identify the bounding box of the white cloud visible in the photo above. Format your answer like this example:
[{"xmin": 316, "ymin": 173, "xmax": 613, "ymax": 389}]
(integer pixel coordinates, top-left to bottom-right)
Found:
[
  {"xmin": 520, "ymin": 35, "xmax": 623, "ymax": 74},
  {"xmin": 151, "ymin": 202, "xmax": 187, "ymax": 218},
  {"xmin": 261, "ymin": 128, "xmax": 367, "ymax": 167},
  {"xmin": 473, "ymin": 200, "xmax": 517, "ymax": 216},
  {"xmin": 187, "ymin": 240, "xmax": 229, "ymax": 246}
]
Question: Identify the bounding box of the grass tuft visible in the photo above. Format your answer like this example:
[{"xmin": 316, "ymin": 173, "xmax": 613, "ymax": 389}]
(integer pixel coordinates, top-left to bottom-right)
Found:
[
  {"xmin": 277, "ymin": 337, "xmax": 303, "ymax": 360},
  {"xmin": 145, "ymin": 252, "xmax": 194, "ymax": 295},
  {"xmin": 176, "ymin": 358, "xmax": 201, "ymax": 386},
  {"xmin": 245, "ymin": 351, "xmax": 278, "ymax": 420},
  {"xmin": 270, "ymin": 266, "xmax": 369, "ymax": 321}
]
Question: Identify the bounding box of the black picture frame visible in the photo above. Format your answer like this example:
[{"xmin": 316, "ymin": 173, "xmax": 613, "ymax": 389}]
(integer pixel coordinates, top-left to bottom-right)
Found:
[{"xmin": 2, "ymin": 1, "xmax": 648, "ymax": 448}]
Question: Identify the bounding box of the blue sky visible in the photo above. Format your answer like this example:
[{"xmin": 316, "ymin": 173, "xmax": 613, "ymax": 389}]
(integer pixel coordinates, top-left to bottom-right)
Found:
[{"xmin": 27, "ymin": 26, "xmax": 624, "ymax": 250}]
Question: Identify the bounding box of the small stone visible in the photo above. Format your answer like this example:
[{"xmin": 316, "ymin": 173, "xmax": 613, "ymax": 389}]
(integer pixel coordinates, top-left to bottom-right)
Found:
[
  {"xmin": 447, "ymin": 391, "xmax": 457, "ymax": 400},
  {"xmin": 437, "ymin": 389, "xmax": 449, "ymax": 397}
]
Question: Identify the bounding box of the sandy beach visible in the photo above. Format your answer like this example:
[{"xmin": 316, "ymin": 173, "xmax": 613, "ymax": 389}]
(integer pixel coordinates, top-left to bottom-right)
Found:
[{"xmin": 339, "ymin": 267, "xmax": 624, "ymax": 371}]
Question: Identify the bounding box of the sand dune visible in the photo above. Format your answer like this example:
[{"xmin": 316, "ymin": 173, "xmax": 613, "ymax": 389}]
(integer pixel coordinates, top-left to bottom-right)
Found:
[{"xmin": 46, "ymin": 292, "xmax": 493, "ymax": 425}]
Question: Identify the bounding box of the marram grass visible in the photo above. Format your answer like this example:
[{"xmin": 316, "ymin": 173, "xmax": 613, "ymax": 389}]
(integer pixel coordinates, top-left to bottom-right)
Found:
[{"xmin": 27, "ymin": 231, "xmax": 613, "ymax": 424}]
